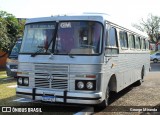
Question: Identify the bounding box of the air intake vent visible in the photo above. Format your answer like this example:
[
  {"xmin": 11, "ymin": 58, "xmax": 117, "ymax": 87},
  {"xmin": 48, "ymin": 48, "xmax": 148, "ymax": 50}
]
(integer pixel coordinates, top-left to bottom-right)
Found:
[{"xmin": 35, "ymin": 74, "xmax": 68, "ymax": 90}]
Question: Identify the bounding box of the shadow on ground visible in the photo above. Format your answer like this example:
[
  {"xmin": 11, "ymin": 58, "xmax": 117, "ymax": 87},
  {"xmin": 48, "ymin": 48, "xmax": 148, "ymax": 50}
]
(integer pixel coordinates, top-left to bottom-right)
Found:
[{"xmin": 94, "ymin": 83, "xmax": 138, "ymax": 112}]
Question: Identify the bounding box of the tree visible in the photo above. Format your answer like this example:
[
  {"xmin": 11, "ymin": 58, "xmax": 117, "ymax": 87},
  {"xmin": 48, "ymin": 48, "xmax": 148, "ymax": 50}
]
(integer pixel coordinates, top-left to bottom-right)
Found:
[
  {"xmin": 132, "ymin": 14, "xmax": 160, "ymax": 43},
  {"xmin": 0, "ymin": 11, "xmax": 10, "ymax": 55},
  {"xmin": 0, "ymin": 10, "xmax": 25, "ymax": 56}
]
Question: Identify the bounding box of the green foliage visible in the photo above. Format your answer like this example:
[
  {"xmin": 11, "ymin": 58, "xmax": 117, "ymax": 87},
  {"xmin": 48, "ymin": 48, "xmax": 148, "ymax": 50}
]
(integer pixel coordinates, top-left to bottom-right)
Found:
[{"xmin": 0, "ymin": 10, "xmax": 25, "ymax": 53}]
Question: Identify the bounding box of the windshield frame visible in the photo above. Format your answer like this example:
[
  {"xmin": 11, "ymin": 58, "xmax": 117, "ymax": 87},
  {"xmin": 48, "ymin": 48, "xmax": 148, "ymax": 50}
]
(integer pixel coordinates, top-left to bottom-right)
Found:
[{"xmin": 20, "ymin": 21, "xmax": 104, "ymax": 56}]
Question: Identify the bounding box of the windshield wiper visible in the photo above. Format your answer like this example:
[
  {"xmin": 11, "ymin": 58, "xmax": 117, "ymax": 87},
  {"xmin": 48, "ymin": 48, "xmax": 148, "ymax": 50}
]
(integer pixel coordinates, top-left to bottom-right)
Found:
[
  {"xmin": 68, "ymin": 53, "xmax": 75, "ymax": 58},
  {"xmin": 31, "ymin": 22, "xmax": 59, "ymax": 57},
  {"xmin": 31, "ymin": 46, "xmax": 45, "ymax": 57},
  {"xmin": 51, "ymin": 22, "xmax": 59, "ymax": 54}
]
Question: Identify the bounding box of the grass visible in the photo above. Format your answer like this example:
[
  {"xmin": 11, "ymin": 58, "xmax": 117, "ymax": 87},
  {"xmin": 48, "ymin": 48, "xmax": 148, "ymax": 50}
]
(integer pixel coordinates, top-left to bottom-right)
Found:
[
  {"xmin": 0, "ymin": 70, "xmax": 6, "ymax": 78},
  {"xmin": 0, "ymin": 70, "xmax": 39, "ymax": 106},
  {"xmin": 150, "ymin": 50, "xmax": 156, "ymax": 54},
  {"xmin": 0, "ymin": 70, "xmax": 17, "ymax": 106},
  {"xmin": 150, "ymin": 50, "xmax": 160, "ymax": 54}
]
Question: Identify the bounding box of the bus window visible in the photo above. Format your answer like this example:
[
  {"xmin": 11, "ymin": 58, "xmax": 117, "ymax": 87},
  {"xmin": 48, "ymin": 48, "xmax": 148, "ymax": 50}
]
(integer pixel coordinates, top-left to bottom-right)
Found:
[
  {"xmin": 106, "ymin": 27, "xmax": 118, "ymax": 47},
  {"xmin": 141, "ymin": 39, "xmax": 146, "ymax": 49},
  {"xmin": 135, "ymin": 36, "xmax": 141, "ymax": 49},
  {"xmin": 21, "ymin": 21, "xmax": 103, "ymax": 55},
  {"xmin": 119, "ymin": 31, "xmax": 128, "ymax": 48},
  {"xmin": 146, "ymin": 40, "xmax": 149, "ymax": 50},
  {"xmin": 128, "ymin": 34, "xmax": 135, "ymax": 49},
  {"xmin": 105, "ymin": 26, "xmax": 118, "ymax": 54}
]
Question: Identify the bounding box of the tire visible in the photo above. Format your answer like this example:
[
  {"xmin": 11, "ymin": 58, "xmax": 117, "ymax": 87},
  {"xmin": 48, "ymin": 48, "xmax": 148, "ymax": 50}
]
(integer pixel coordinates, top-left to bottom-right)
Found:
[
  {"xmin": 98, "ymin": 87, "xmax": 110, "ymax": 108},
  {"xmin": 135, "ymin": 67, "xmax": 144, "ymax": 86},
  {"xmin": 153, "ymin": 59, "xmax": 158, "ymax": 63}
]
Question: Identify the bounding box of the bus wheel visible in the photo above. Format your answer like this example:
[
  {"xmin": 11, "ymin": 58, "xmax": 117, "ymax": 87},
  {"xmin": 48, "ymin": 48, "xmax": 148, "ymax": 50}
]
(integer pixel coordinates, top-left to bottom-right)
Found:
[
  {"xmin": 98, "ymin": 87, "xmax": 110, "ymax": 108},
  {"xmin": 135, "ymin": 67, "xmax": 144, "ymax": 86}
]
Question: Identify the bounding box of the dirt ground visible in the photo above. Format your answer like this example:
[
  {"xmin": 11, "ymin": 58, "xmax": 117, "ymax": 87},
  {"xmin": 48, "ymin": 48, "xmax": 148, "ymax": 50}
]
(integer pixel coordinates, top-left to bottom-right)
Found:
[{"xmin": 94, "ymin": 63, "xmax": 160, "ymax": 115}]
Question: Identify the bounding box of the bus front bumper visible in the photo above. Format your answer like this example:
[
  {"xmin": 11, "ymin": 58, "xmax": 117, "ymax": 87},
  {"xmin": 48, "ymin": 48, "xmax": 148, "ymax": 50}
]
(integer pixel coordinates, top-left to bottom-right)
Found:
[{"xmin": 16, "ymin": 87, "xmax": 102, "ymax": 105}]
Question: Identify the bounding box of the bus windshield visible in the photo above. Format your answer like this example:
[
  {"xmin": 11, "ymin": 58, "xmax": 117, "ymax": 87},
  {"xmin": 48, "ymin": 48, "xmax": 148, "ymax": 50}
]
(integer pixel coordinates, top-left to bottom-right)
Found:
[{"xmin": 20, "ymin": 21, "xmax": 103, "ymax": 55}]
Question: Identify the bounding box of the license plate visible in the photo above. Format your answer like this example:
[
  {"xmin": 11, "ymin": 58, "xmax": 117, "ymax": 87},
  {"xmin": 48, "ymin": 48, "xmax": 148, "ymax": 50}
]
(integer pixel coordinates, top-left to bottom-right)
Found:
[{"xmin": 41, "ymin": 96, "xmax": 56, "ymax": 102}]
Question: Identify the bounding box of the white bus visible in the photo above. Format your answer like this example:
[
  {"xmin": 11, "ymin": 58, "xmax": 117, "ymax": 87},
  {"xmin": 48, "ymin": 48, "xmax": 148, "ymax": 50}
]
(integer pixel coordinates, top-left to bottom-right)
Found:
[{"xmin": 16, "ymin": 13, "xmax": 150, "ymax": 107}]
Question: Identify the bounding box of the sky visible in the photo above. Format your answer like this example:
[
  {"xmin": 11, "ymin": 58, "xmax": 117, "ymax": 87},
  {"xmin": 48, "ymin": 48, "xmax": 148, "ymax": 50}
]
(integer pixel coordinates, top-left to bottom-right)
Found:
[{"xmin": 0, "ymin": 0, "xmax": 160, "ymax": 26}]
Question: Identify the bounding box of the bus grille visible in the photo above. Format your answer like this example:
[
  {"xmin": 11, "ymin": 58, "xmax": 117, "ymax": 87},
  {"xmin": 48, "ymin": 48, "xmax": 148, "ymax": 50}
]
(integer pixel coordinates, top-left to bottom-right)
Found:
[
  {"xmin": 35, "ymin": 74, "xmax": 68, "ymax": 90},
  {"xmin": 35, "ymin": 64, "xmax": 69, "ymax": 73}
]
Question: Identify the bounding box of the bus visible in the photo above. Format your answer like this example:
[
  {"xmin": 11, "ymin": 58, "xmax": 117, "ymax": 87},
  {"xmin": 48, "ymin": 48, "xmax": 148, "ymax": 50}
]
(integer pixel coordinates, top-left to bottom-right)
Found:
[
  {"xmin": 16, "ymin": 13, "xmax": 150, "ymax": 107},
  {"xmin": 6, "ymin": 39, "xmax": 22, "ymax": 77}
]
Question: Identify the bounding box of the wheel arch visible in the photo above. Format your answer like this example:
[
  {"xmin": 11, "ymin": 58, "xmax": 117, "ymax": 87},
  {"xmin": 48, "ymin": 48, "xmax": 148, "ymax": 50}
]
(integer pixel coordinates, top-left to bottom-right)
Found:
[{"xmin": 108, "ymin": 74, "xmax": 117, "ymax": 92}]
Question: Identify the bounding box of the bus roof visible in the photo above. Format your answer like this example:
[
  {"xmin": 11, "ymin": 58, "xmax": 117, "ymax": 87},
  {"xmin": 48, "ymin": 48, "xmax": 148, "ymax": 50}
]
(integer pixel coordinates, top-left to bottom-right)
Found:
[
  {"xmin": 26, "ymin": 13, "xmax": 107, "ymax": 23},
  {"xmin": 26, "ymin": 13, "xmax": 148, "ymax": 38}
]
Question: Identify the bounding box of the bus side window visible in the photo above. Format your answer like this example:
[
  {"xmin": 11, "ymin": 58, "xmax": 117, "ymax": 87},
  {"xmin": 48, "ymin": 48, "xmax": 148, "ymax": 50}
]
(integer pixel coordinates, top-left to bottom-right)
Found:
[
  {"xmin": 106, "ymin": 27, "xmax": 118, "ymax": 47},
  {"xmin": 135, "ymin": 36, "xmax": 141, "ymax": 49},
  {"xmin": 145, "ymin": 40, "xmax": 149, "ymax": 50},
  {"xmin": 128, "ymin": 34, "xmax": 135, "ymax": 49},
  {"xmin": 142, "ymin": 39, "xmax": 146, "ymax": 49},
  {"xmin": 119, "ymin": 31, "xmax": 128, "ymax": 49},
  {"xmin": 105, "ymin": 26, "xmax": 118, "ymax": 54},
  {"xmin": 139, "ymin": 37, "xmax": 142, "ymax": 49}
]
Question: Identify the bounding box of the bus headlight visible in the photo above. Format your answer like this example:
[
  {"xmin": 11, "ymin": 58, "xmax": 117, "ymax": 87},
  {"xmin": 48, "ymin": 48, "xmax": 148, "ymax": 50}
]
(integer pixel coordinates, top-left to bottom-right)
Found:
[
  {"xmin": 75, "ymin": 80, "xmax": 96, "ymax": 90},
  {"xmin": 86, "ymin": 81, "xmax": 93, "ymax": 89},
  {"xmin": 17, "ymin": 77, "xmax": 29, "ymax": 86},
  {"xmin": 18, "ymin": 77, "xmax": 23, "ymax": 85},
  {"xmin": 23, "ymin": 78, "xmax": 29, "ymax": 85},
  {"xmin": 77, "ymin": 81, "xmax": 84, "ymax": 89}
]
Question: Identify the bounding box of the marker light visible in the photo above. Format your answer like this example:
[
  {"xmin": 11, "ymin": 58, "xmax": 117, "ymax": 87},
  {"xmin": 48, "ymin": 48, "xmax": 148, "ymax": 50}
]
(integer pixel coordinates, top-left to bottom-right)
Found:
[{"xmin": 86, "ymin": 75, "xmax": 96, "ymax": 78}]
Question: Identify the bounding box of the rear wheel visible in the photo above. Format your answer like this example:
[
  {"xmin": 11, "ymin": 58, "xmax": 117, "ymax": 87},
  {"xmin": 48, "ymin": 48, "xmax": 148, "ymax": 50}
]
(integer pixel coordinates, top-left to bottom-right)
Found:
[{"xmin": 135, "ymin": 67, "xmax": 144, "ymax": 86}]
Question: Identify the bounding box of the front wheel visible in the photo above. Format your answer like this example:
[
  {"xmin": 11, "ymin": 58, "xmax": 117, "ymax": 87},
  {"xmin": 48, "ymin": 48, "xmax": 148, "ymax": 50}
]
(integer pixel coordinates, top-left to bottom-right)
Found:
[{"xmin": 98, "ymin": 87, "xmax": 110, "ymax": 108}]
